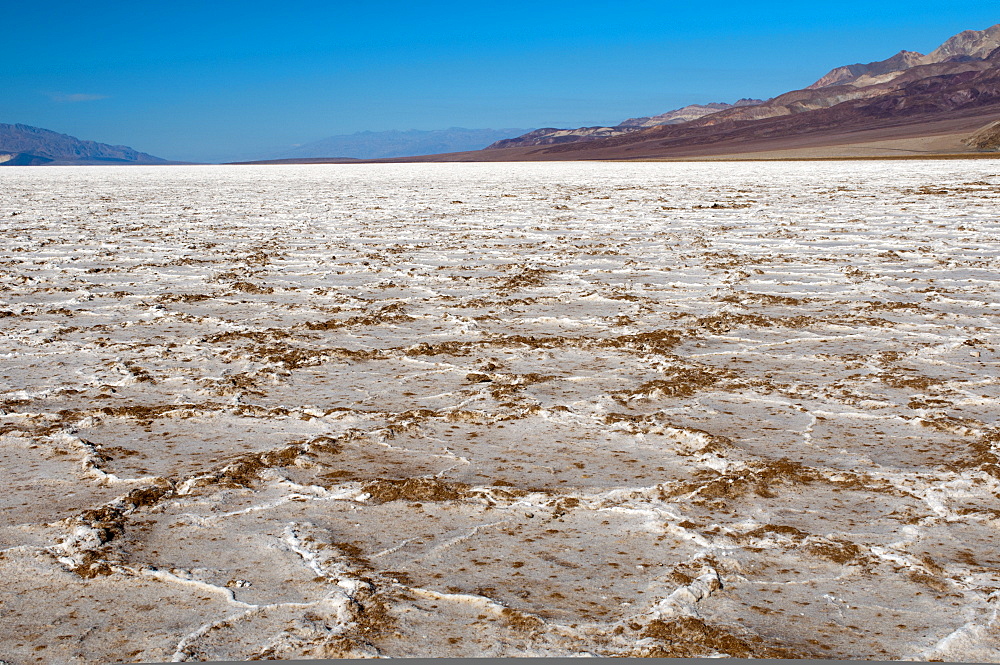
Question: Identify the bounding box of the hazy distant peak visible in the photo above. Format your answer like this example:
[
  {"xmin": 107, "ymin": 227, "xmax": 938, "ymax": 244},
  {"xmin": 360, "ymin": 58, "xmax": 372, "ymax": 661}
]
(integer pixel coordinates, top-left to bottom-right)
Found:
[{"xmin": 273, "ymin": 127, "xmax": 535, "ymax": 160}]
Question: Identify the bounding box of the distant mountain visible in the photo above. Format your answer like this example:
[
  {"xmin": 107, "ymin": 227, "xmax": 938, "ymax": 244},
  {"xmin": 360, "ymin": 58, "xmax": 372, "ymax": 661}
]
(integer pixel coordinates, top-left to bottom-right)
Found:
[
  {"xmin": 344, "ymin": 22, "xmax": 995, "ymax": 163},
  {"xmin": 523, "ymin": 45, "xmax": 1000, "ymax": 157},
  {"xmin": 649, "ymin": 25, "xmax": 1000, "ymax": 130},
  {"xmin": 272, "ymin": 128, "xmax": 534, "ymax": 160},
  {"xmin": 0, "ymin": 123, "xmax": 168, "ymax": 165},
  {"xmin": 487, "ymin": 99, "xmax": 765, "ymax": 149},
  {"xmin": 478, "ymin": 23, "xmax": 1000, "ymax": 157}
]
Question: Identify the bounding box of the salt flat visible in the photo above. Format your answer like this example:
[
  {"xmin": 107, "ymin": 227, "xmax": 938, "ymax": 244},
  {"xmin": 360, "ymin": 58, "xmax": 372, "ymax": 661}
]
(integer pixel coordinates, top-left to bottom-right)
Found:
[{"xmin": 1, "ymin": 161, "xmax": 999, "ymax": 662}]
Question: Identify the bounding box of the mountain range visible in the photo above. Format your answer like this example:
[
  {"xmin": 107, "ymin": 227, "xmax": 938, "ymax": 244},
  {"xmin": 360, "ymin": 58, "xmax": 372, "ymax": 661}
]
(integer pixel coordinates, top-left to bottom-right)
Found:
[
  {"xmin": 0, "ymin": 123, "xmax": 168, "ymax": 166},
  {"xmin": 7, "ymin": 23, "xmax": 1000, "ymax": 164},
  {"xmin": 0, "ymin": 124, "xmax": 534, "ymax": 166},
  {"xmin": 473, "ymin": 23, "xmax": 1000, "ymax": 157}
]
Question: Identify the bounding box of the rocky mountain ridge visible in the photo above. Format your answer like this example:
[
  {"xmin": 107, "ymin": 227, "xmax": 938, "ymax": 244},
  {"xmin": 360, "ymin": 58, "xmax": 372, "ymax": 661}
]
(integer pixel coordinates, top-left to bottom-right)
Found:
[{"xmin": 808, "ymin": 23, "xmax": 1000, "ymax": 89}]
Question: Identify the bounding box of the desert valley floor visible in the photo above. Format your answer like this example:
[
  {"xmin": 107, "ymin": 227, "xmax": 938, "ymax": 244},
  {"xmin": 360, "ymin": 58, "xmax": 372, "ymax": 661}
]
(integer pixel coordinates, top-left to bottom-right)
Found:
[{"xmin": 1, "ymin": 162, "xmax": 999, "ymax": 662}]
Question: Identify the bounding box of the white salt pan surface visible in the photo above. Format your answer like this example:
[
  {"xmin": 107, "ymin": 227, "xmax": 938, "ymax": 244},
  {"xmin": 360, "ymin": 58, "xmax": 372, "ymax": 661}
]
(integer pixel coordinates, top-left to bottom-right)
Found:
[{"xmin": 0, "ymin": 162, "xmax": 998, "ymax": 661}]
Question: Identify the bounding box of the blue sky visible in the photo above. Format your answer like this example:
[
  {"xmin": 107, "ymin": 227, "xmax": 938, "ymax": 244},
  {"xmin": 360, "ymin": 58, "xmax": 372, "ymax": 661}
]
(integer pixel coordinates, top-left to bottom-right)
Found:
[{"xmin": 3, "ymin": 1, "xmax": 997, "ymax": 162}]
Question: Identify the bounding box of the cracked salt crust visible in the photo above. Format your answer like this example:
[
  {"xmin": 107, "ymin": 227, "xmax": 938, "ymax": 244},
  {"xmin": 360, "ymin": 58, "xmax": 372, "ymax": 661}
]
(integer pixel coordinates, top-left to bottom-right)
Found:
[{"xmin": 0, "ymin": 161, "xmax": 999, "ymax": 661}]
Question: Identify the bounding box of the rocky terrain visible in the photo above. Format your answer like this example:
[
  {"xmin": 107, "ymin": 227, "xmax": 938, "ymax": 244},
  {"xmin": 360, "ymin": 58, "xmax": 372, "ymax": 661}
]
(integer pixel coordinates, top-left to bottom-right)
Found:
[
  {"xmin": 966, "ymin": 120, "xmax": 1000, "ymax": 150},
  {"xmin": 1, "ymin": 161, "xmax": 999, "ymax": 662},
  {"xmin": 0, "ymin": 123, "xmax": 168, "ymax": 166}
]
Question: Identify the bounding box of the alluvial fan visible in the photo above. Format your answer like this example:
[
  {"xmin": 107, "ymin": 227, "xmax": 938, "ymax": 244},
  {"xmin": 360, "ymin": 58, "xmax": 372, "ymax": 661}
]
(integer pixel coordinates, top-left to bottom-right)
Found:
[{"xmin": 0, "ymin": 161, "xmax": 999, "ymax": 662}]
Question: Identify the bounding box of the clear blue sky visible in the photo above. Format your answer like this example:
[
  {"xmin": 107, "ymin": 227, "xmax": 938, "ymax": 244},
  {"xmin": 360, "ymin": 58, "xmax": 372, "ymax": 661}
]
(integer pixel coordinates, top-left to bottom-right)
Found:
[{"xmin": 3, "ymin": 1, "xmax": 997, "ymax": 162}]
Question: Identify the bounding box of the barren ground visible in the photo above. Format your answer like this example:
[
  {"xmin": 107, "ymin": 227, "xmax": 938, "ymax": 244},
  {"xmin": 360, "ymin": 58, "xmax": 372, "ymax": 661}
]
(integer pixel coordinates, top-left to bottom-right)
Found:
[{"xmin": 1, "ymin": 162, "xmax": 999, "ymax": 662}]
